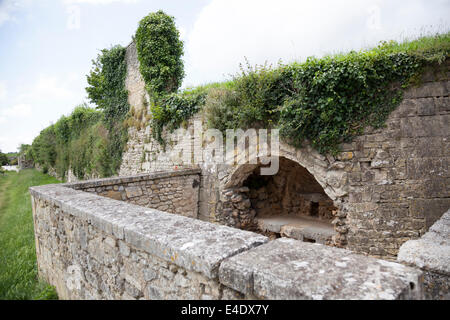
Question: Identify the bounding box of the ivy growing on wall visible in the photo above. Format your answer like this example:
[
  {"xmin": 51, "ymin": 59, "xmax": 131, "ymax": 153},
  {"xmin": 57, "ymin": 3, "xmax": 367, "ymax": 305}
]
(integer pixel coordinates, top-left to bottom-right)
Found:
[
  {"xmin": 135, "ymin": 10, "xmax": 196, "ymax": 147},
  {"xmin": 86, "ymin": 45, "xmax": 130, "ymax": 176},
  {"xmin": 134, "ymin": 27, "xmax": 448, "ymax": 154},
  {"xmin": 29, "ymin": 105, "xmax": 106, "ymax": 179},
  {"xmin": 203, "ymin": 33, "xmax": 450, "ymax": 155},
  {"xmin": 135, "ymin": 10, "xmax": 184, "ymax": 96},
  {"xmin": 86, "ymin": 45, "xmax": 129, "ymax": 126},
  {"xmin": 150, "ymin": 89, "xmax": 206, "ymax": 146},
  {"xmin": 278, "ymin": 51, "xmax": 419, "ymax": 154}
]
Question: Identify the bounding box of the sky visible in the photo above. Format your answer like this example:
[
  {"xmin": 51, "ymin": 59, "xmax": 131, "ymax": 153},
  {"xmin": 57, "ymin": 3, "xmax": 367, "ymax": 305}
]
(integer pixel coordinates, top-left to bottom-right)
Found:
[{"xmin": 0, "ymin": 0, "xmax": 449, "ymax": 153}]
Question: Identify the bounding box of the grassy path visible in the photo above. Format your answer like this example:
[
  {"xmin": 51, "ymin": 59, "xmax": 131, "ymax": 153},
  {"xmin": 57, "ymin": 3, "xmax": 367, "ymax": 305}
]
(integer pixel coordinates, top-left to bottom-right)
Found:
[{"xmin": 0, "ymin": 169, "xmax": 60, "ymax": 300}]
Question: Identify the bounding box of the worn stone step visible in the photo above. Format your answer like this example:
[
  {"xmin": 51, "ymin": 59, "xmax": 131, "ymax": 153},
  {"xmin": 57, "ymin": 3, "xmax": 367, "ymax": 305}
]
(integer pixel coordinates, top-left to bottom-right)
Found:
[{"xmin": 257, "ymin": 214, "xmax": 334, "ymax": 244}]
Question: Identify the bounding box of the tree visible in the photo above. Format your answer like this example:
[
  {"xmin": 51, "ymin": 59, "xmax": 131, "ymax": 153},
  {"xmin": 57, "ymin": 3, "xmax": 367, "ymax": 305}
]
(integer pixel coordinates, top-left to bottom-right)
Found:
[{"xmin": 0, "ymin": 150, "xmax": 9, "ymax": 166}]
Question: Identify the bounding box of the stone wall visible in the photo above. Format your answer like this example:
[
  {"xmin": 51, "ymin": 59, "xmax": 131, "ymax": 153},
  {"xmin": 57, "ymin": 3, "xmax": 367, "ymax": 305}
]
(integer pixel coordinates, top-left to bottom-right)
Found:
[
  {"xmin": 398, "ymin": 208, "xmax": 450, "ymax": 300},
  {"xmin": 119, "ymin": 53, "xmax": 450, "ymax": 260},
  {"xmin": 343, "ymin": 68, "xmax": 450, "ymax": 258},
  {"xmin": 67, "ymin": 169, "xmax": 200, "ymax": 219},
  {"xmin": 244, "ymin": 157, "xmax": 335, "ymax": 220},
  {"xmin": 125, "ymin": 41, "xmax": 148, "ymax": 118},
  {"xmin": 30, "ymin": 179, "xmax": 424, "ymax": 300},
  {"xmin": 18, "ymin": 155, "xmax": 34, "ymax": 170}
]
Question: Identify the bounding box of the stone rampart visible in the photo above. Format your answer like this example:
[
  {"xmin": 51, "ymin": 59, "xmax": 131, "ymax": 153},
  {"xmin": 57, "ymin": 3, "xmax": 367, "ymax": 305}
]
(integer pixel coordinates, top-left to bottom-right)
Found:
[
  {"xmin": 67, "ymin": 169, "xmax": 200, "ymax": 219},
  {"xmin": 119, "ymin": 51, "xmax": 450, "ymax": 260},
  {"xmin": 30, "ymin": 172, "xmax": 424, "ymax": 300}
]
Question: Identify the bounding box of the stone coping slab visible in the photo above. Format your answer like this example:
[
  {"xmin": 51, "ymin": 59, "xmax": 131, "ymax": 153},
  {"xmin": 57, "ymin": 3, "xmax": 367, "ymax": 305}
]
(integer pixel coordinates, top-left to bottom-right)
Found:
[
  {"xmin": 219, "ymin": 238, "xmax": 423, "ymax": 299},
  {"xmin": 30, "ymin": 183, "xmax": 267, "ymax": 279},
  {"xmin": 66, "ymin": 169, "xmax": 201, "ymax": 189},
  {"xmin": 398, "ymin": 209, "xmax": 450, "ymax": 275}
]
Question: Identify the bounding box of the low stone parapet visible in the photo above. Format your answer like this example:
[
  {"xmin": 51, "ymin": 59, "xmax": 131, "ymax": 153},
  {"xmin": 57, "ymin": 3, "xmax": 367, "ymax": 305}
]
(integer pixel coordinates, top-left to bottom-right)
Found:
[
  {"xmin": 220, "ymin": 238, "xmax": 423, "ymax": 299},
  {"xmin": 30, "ymin": 172, "xmax": 425, "ymax": 300},
  {"xmin": 67, "ymin": 169, "xmax": 201, "ymax": 218},
  {"xmin": 30, "ymin": 183, "xmax": 267, "ymax": 299}
]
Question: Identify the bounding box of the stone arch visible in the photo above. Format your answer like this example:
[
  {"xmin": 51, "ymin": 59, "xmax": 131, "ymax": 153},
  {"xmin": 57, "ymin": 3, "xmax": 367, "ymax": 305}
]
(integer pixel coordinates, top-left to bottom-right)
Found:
[
  {"xmin": 220, "ymin": 147, "xmax": 350, "ymax": 247},
  {"xmin": 223, "ymin": 141, "xmax": 349, "ymax": 202}
]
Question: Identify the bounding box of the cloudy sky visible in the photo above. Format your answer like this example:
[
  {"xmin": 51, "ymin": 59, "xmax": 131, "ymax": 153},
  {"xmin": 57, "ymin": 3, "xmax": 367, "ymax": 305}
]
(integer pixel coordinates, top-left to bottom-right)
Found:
[{"xmin": 0, "ymin": 0, "xmax": 448, "ymax": 152}]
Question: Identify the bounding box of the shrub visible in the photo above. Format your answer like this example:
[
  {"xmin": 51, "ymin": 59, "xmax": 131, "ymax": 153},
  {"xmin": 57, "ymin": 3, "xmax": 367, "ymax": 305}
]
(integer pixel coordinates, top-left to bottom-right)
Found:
[
  {"xmin": 150, "ymin": 89, "xmax": 206, "ymax": 146},
  {"xmin": 0, "ymin": 151, "xmax": 8, "ymax": 166},
  {"xmin": 203, "ymin": 32, "xmax": 450, "ymax": 154},
  {"xmin": 204, "ymin": 88, "xmax": 241, "ymax": 133},
  {"xmin": 30, "ymin": 105, "xmax": 113, "ymax": 180}
]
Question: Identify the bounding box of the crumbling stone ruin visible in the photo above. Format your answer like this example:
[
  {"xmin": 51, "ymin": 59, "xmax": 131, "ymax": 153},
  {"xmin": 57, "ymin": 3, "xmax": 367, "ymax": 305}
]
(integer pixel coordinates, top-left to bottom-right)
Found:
[
  {"xmin": 18, "ymin": 154, "xmax": 34, "ymax": 170},
  {"xmin": 120, "ymin": 42, "xmax": 449, "ymax": 258},
  {"xmin": 30, "ymin": 41, "xmax": 449, "ymax": 300},
  {"xmin": 30, "ymin": 172, "xmax": 424, "ymax": 300}
]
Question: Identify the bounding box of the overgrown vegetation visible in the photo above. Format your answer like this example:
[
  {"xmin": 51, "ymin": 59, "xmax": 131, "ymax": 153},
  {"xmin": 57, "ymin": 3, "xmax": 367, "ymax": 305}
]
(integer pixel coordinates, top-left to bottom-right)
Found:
[
  {"xmin": 179, "ymin": 32, "xmax": 450, "ymax": 154},
  {"xmin": 149, "ymin": 88, "xmax": 206, "ymax": 145},
  {"xmin": 28, "ymin": 105, "xmax": 111, "ymax": 179},
  {"xmin": 135, "ymin": 10, "xmax": 189, "ymax": 147},
  {"xmin": 28, "ymin": 44, "xmax": 130, "ymax": 180},
  {"xmin": 135, "ymin": 10, "xmax": 184, "ymax": 96},
  {"xmin": 0, "ymin": 169, "xmax": 59, "ymax": 300},
  {"xmin": 0, "ymin": 150, "xmax": 9, "ymax": 166},
  {"xmin": 26, "ymin": 17, "xmax": 449, "ymax": 179},
  {"xmin": 86, "ymin": 45, "xmax": 130, "ymax": 176}
]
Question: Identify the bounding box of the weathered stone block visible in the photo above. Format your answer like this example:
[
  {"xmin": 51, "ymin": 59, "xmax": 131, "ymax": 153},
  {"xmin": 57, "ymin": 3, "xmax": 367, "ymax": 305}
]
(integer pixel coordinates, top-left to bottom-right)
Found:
[
  {"xmin": 410, "ymin": 198, "xmax": 450, "ymax": 229},
  {"xmin": 220, "ymin": 238, "xmax": 423, "ymax": 299},
  {"xmin": 125, "ymin": 186, "xmax": 143, "ymax": 198},
  {"xmin": 398, "ymin": 209, "xmax": 450, "ymax": 299}
]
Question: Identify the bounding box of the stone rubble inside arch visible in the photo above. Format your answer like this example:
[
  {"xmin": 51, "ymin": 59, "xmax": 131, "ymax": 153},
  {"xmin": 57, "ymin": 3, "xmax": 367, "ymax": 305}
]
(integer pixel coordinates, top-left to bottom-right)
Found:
[{"xmin": 219, "ymin": 157, "xmax": 348, "ymax": 246}]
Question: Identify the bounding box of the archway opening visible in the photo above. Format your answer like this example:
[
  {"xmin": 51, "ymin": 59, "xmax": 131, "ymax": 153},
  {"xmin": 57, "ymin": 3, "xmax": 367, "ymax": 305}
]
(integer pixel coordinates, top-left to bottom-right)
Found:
[{"xmin": 237, "ymin": 157, "xmax": 337, "ymax": 244}]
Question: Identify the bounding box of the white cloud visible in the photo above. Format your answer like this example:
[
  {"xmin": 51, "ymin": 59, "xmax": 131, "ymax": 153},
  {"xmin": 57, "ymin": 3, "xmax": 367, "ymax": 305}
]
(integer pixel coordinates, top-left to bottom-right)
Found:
[
  {"xmin": 29, "ymin": 75, "xmax": 77, "ymax": 101},
  {"xmin": 0, "ymin": 132, "xmax": 35, "ymax": 152},
  {"xmin": 0, "ymin": 0, "xmax": 31, "ymax": 27},
  {"xmin": 0, "ymin": 73, "xmax": 85, "ymax": 152},
  {"xmin": 0, "ymin": 0, "xmax": 17, "ymax": 26},
  {"xmin": 1, "ymin": 103, "xmax": 32, "ymax": 117},
  {"xmin": 183, "ymin": 0, "xmax": 450, "ymax": 87},
  {"xmin": 64, "ymin": 0, "xmax": 140, "ymax": 5},
  {"xmin": 0, "ymin": 82, "xmax": 6, "ymax": 100},
  {"xmin": 12, "ymin": 75, "xmax": 80, "ymax": 107}
]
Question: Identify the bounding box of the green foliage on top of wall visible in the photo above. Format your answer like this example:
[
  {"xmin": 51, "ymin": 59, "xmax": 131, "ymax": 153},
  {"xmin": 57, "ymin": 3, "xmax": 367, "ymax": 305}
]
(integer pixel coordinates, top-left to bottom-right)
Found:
[
  {"xmin": 150, "ymin": 89, "xmax": 206, "ymax": 146},
  {"xmin": 29, "ymin": 105, "xmax": 112, "ymax": 179},
  {"xmin": 202, "ymin": 32, "xmax": 450, "ymax": 155},
  {"xmin": 135, "ymin": 10, "xmax": 184, "ymax": 96},
  {"xmin": 147, "ymin": 32, "xmax": 449, "ymax": 155},
  {"xmin": 278, "ymin": 51, "xmax": 418, "ymax": 154}
]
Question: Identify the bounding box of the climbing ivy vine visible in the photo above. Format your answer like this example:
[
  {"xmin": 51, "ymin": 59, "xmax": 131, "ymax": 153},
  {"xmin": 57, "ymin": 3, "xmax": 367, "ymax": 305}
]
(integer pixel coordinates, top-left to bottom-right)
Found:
[
  {"xmin": 204, "ymin": 33, "xmax": 450, "ymax": 155},
  {"xmin": 86, "ymin": 45, "xmax": 130, "ymax": 176}
]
